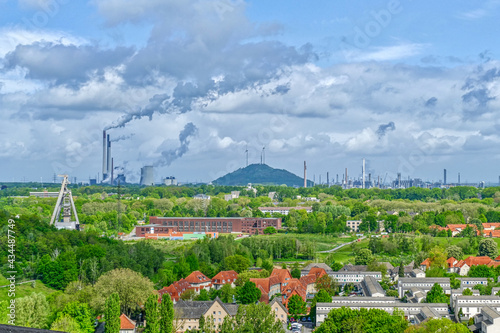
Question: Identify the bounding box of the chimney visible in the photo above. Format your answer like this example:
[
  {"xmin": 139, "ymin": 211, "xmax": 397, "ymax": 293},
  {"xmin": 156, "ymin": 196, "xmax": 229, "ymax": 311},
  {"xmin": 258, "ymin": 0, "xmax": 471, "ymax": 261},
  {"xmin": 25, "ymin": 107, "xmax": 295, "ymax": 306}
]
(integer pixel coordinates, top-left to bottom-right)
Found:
[
  {"xmin": 111, "ymin": 158, "xmax": 114, "ymax": 185},
  {"xmin": 304, "ymin": 161, "xmax": 307, "ymax": 188},
  {"xmin": 444, "ymin": 169, "xmax": 447, "ymax": 185},
  {"xmin": 102, "ymin": 130, "xmax": 107, "ymax": 179},
  {"xmin": 327, "ymin": 172, "xmax": 329, "ymax": 187},
  {"xmin": 107, "ymin": 135, "xmax": 111, "ymax": 178},
  {"xmin": 458, "ymin": 173, "xmax": 461, "ymax": 185},
  {"xmin": 362, "ymin": 158, "xmax": 365, "ymax": 189},
  {"xmin": 345, "ymin": 168, "xmax": 348, "ymax": 188}
]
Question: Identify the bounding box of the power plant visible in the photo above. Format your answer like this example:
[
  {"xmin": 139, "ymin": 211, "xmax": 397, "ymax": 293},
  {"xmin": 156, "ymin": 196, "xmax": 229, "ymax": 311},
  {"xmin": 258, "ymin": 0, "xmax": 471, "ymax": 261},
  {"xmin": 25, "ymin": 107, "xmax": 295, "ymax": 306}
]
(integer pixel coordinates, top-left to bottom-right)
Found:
[
  {"xmin": 101, "ymin": 130, "xmax": 126, "ymax": 185},
  {"xmin": 140, "ymin": 166, "xmax": 154, "ymax": 186}
]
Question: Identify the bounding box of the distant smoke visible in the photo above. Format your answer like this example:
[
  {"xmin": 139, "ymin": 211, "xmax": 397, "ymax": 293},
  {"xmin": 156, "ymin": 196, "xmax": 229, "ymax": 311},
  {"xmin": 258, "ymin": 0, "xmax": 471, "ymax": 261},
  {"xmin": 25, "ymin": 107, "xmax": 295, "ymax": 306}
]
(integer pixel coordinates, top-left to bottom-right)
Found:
[
  {"xmin": 376, "ymin": 122, "xmax": 395, "ymax": 139},
  {"xmin": 104, "ymin": 93, "xmax": 171, "ymax": 130},
  {"xmin": 154, "ymin": 122, "xmax": 198, "ymax": 167},
  {"xmin": 110, "ymin": 134, "xmax": 135, "ymax": 142}
]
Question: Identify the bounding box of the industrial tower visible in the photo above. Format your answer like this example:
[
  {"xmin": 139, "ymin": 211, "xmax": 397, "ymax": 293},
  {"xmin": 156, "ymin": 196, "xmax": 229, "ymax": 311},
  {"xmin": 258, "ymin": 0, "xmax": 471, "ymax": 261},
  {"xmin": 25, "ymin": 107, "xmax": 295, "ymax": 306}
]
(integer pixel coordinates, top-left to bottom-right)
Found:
[{"xmin": 49, "ymin": 175, "xmax": 80, "ymax": 230}]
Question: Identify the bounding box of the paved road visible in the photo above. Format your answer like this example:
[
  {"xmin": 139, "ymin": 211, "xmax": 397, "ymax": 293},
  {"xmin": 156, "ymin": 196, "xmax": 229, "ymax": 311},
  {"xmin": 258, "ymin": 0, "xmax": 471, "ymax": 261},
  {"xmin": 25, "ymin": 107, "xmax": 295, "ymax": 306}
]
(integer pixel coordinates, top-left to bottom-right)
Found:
[{"xmin": 317, "ymin": 236, "xmax": 366, "ymax": 253}]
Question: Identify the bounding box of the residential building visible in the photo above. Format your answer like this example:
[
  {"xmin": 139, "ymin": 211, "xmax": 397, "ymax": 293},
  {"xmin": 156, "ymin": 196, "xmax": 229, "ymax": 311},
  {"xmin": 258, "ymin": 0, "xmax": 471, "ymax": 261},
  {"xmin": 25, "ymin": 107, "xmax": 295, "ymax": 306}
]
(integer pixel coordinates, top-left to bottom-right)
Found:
[
  {"xmin": 472, "ymin": 306, "xmax": 500, "ymax": 333},
  {"xmin": 458, "ymin": 277, "xmax": 489, "ymax": 289},
  {"xmin": 360, "ymin": 276, "xmax": 385, "ymax": 297},
  {"xmin": 281, "ymin": 278, "xmax": 307, "ymax": 305},
  {"xmin": 346, "ymin": 220, "xmax": 362, "ymax": 232},
  {"xmin": 398, "ymin": 278, "xmax": 451, "ymax": 298},
  {"xmin": 271, "ymin": 268, "xmax": 293, "ymax": 287},
  {"xmin": 119, "ymin": 314, "xmax": 136, "ymax": 333},
  {"xmin": 453, "ymin": 295, "xmax": 500, "ymax": 319},
  {"xmin": 331, "ymin": 271, "xmax": 382, "ymax": 286},
  {"xmin": 159, "ymin": 279, "xmax": 191, "ymax": 303},
  {"xmin": 270, "ymin": 298, "xmax": 288, "ymax": 324},
  {"xmin": 300, "ymin": 274, "xmax": 318, "ymax": 297},
  {"xmin": 211, "ymin": 270, "xmax": 238, "ymax": 290},
  {"xmin": 184, "ymin": 271, "xmax": 212, "ymax": 293},
  {"xmin": 250, "ymin": 276, "xmax": 281, "ymax": 303},
  {"xmin": 301, "ymin": 263, "xmax": 334, "ymax": 277}
]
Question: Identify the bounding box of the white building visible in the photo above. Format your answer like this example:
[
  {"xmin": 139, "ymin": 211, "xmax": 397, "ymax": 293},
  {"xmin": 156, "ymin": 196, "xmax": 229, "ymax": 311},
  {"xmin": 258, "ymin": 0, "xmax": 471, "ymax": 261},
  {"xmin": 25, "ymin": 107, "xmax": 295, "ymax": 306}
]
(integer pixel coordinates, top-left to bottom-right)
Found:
[
  {"xmin": 398, "ymin": 278, "xmax": 451, "ymax": 298},
  {"xmin": 258, "ymin": 206, "xmax": 312, "ymax": 215},
  {"xmin": 453, "ymin": 295, "xmax": 500, "ymax": 319},
  {"xmin": 331, "ymin": 271, "xmax": 382, "ymax": 286}
]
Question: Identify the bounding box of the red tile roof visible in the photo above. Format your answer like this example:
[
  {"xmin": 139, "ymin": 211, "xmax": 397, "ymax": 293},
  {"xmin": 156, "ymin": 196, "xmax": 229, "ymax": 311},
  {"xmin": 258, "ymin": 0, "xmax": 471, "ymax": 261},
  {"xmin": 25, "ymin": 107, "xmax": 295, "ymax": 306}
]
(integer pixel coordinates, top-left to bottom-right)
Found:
[
  {"xmin": 483, "ymin": 223, "xmax": 500, "ymax": 229},
  {"xmin": 447, "ymin": 257, "xmax": 458, "ymax": 267},
  {"xmin": 120, "ymin": 314, "xmax": 136, "ymax": 330},
  {"xmin": 184, "ymin": 271, "xmax": 211, "ymax": 284},
  {"xmin": 212, "ymin": 270, "xmax": 238, "ymax": 284},
  {"xmin": 299, "ymin": 274, "xmax": 316, "ymax": 287},
  {"xmin": 282, "ymin": 278, "xmax": 307, "ymax": 304},
  {"xmin": 270, "ymin": 268, "xmax": 292, "ymax": 284},
  {"xmin": 464, "ymin": 256, "xmax": 495, "ymax": 267},
  {"xmin": 250, "ymin": 276, "xmax": 281, "ymax": 294},
  {"xmin": 420, "ymin": 258, "xmax": 431, "ymax": 268},
  {"xmin": 487, "ymin": 230, "xmax": 500, "ymax": 238},
  {"xmin": 308, "ymin": 267, "xmax": 327, "ymax": 279},
  {"xmin": 158, "ymin": 278, "xmax": 191, "ymax": 302}
]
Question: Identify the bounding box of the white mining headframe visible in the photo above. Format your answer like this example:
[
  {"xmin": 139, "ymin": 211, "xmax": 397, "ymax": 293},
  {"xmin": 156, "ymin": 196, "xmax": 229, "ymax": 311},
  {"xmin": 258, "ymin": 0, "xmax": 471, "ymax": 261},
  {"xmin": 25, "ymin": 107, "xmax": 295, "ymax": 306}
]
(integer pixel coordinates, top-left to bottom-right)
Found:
[{"xmin": 49, "ymin": 174, "xmax": 80, "ymax": 230}]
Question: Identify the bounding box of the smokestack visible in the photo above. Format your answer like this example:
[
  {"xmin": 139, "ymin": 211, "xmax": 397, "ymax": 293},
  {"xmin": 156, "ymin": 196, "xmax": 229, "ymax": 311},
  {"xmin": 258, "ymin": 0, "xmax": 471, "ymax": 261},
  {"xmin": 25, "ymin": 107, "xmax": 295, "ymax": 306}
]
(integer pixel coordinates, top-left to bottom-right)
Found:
[
  {"xmin": 362, "ymin": 158, "xmax": 365, "ymax": 189},
  {"xmin": 304, "ymin": 161, "xmax": 307, "ymax": 188},
  {"xmin": 107, "ymin": 135, "xmax": 111, "ymax": 178},
  {"xmin": 336, "ymin": 174, "xmax": 339, "ymax": 184},
  {"xmin": 111, "ymin": 158, "xmax": 114, "ymax": 186},
  {"xmin": 345, "ymin": 168, "xmax": 348, "ymax": 188},
  {"xmin": 397, "ymin": 173, "xmax": 401, "ymax": 188},
  {"xmin": 444, "ymin": 169, "xmax": 447, "ymax": 185},
  {"xmin": 327, "ymin": 172, "xmax": 329, "ymax": 187},
  {"xmin": 458, "ymin": 173, "xmax": 461, "ymax": 185},
  {"xmin": 102, "ymin": 130, "xmax": 107, "ymax": 179}
]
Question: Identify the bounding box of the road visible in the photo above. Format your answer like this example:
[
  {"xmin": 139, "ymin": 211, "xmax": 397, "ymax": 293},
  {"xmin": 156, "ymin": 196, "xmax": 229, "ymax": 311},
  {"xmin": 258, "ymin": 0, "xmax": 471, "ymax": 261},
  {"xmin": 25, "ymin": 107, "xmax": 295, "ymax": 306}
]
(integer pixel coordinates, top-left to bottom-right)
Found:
[{"xmin": 317, "ymin": 236, "xmax": 366, "ymax": 253}]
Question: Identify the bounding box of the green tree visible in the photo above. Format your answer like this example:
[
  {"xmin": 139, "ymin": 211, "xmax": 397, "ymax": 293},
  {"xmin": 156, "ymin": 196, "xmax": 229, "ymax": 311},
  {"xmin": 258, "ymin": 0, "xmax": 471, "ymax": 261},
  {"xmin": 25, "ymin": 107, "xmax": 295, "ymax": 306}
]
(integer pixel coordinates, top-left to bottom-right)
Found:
[
  {"xmin": 355, "ymin": 249, "xmax": 373, "ymax": 265},
  {"xmin": 479, "ymin": 238, "xmax": 498, "ymax": 258},
  {"xmin": 50, "ymin": 314, "xmax": 81, "ymax": 333},
  {"xmin": 160, "ymin": 295, "xmax": 174, "ymax": 333},
  {"xmin": 450, "ymin": 276, "xmax": 460, "ymax": 289},
  {"xmin": 291, "ymin": 268, "xmax": 301, "ymax": 279},
  {"xmin": 469, "ymin": 265, "xmax": 495, "ymax": 278},
  {"xmin": 105, "ymin": 293, "xmax": 120, "ymax": 333},
  {"xmin": 224, "ymin": 255, "xmax": 251, "ymax": 273},
  {"xmin": 399, "ymin": 262, "xmax": 405, "ymax": 277},
  {"xmin": 219, "ymin": 283, "xmax": 237, "ymax": 303},
  {"xmin": 425, "ymin": 283, "xmax": 448, "ymax": 304},
  {"xmin": 93, "ymin": 268, "xmax": 155, "ymax": 316},
  {"xmin": 58, "ymin": 301, "xmax": 95, "ymax": 333},
  {"xmin": 287, "ymin": 294, "xmax": 307, "ymax": 319},
  {"xmin": 462, "ymin": 288, "xmax": 473, "ymax": 296},
  {"xmin": 315, "ymin": 274, "xmax": 338, "ymax": 296},
  {"xmin": 310, "ymin": 290, "xmax": 332, "ymax": 324},
  {"xmin": 386, "ymin": 290, "xmax": 399, "ymax": 297},
  {"xmin": 15, "ymin": 292, "xmax": 50, "ymax": 329},
  {"xmin": 404, "ymin": 318, "xmax": 469, "ymax": 332},
  {"xmin": 263, "ymin": 226, "xmax": 277, "ymax": 234},
  {"xmin": 220, "ymin": 302, "xmax": 284, "ymax": 333},
  {"xmin": 180, "ymin": 289, "xmax": 196, "ymax": 301},
  {"xmin": 144, "ymin": 294, "xmax": 160, "ymax": 333},
  {"xmin": 447, "ymin": 245, "xmax": 463, "ymax": 260},
  {"xmin": 195, "ymin": 289, "xmax": 210, "ymax": 301},
  {"xmin": 236, "ymin": 281, "xmax": 261, "ymax": 304}
]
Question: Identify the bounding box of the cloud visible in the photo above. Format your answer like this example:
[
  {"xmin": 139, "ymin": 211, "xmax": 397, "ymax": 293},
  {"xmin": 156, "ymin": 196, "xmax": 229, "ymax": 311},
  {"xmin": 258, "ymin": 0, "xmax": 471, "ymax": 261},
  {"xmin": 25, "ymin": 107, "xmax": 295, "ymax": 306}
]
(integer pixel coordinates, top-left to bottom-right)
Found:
[
  {"xmin": 376, "ymin": 122, "xmax": 396, "ymax": 139},
  {"xmin": 343, "ymin": 43, "xmax": 427, "ymax": 62},
  {"xmin": 154, "ymin": 122, "xmax": 198, "ymax": 167}
]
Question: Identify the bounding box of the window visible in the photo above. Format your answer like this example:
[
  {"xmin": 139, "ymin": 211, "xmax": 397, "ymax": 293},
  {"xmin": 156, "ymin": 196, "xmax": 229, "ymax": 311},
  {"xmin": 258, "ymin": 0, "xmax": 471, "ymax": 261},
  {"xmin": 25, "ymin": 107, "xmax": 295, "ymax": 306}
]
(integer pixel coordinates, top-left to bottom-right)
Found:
[{"xmin": 218, "ymin": 311, "xmax": 221, "ymax": 315}]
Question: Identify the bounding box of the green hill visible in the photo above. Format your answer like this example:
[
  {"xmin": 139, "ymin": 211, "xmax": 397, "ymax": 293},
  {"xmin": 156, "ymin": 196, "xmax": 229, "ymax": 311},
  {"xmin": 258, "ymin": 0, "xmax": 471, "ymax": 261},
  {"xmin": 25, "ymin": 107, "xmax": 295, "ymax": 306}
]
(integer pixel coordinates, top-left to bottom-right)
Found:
[{"xmin": 212, "ymin": 164, "xmax": 313, "ymax": 187}]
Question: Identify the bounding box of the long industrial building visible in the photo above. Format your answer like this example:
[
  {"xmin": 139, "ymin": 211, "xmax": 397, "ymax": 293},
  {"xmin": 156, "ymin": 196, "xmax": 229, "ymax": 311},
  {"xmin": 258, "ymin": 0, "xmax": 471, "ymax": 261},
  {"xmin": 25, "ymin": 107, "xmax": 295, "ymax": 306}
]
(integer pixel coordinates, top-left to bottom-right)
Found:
[{"xmin": 136, "ymin": 216, "xmax": 282, "ymax": 236}]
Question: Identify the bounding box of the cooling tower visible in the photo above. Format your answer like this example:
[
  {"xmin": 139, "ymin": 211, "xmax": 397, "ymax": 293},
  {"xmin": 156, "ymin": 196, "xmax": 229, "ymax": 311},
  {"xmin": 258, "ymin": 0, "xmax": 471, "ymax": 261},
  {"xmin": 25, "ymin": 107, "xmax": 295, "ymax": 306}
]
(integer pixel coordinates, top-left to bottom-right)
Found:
[{"xmin": 140, "ymin": 166, "xmax": 154, "ymax": 186}]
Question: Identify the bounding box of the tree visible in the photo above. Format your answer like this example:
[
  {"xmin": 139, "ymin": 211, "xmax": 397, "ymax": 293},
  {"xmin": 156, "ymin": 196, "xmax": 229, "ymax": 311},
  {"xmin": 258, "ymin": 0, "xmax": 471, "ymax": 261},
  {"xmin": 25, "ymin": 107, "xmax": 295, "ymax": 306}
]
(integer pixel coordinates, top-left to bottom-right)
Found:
[
  {"xmin": 236, "ymin": 281, "xmax": 261, "ymax": 304},
  {"xmin": 355, "ymin": 248, "xmax": 373, "ymax": 265},
  {"xmin": 469, "ymin": 265, "xmax": 495, "ymax": 278},
  {"xmin": 287, "ymin": 295, "xmax": 307, "ymax": 318},
  {"xmin": 447, "ymin": 245, "xmax": 463, "ymax": 260},
  {"xmin": 160, "ymin": 295, "xmax": 174, "ymax": 333},
  {"xmin": 50, "ymin": 314, "xmax": 81, "ymax": 333},
  {"xmin": 310, "ymin": 289, "xmax": 332, "ymax": 324},
  {"xmin": 291, "ymin": 267, "xmax": 301, "ymax": 279},
  {"xmin": 425, "ymin": 283, "xmax": 448, "ymax": 304},
  {"xmin": 428, "ymin": 247, "xmax": 447, "ymax": 269},
  {"xmin": 263, "ymin": 226, "xmax": 277, "ymax": 234},
  {"xmin": 58, "ymin": 301, "xmax": 95, "ymax": 333},
  {"xmin": 479, "ymin": 238, "xmax": 498, "ymax": 258},
  {"xmin": 315, "ymin": 274, "xmax": 338, "ymax": 296},
  {"xmin": 105, "ymin": 293, "xmax": 120, "ymax": 333},
  {"xmin": 462, "ymin": 288, "xmax": 473, "ymax": 296},
  {"xmin": 15, "ymin": 293, "xmax": 50, "ymax": 329},
  {"xmin": 145, "ymin": 294, "xmax": 160, "ymax": 333},
  {"xmin": 315, "ymin": 307, "xmax": 408, "ymax": 333},
  {"xmin": 220, "ymin": 302, "xmax": 284, "ymax": 333},
  {"xmin": 195, "ymin": 289, "xmax": 210, "ymax": 301},
  {"xmin": 180, "ymin": 289, "xmax": 196, "ymax": 301},
  {"xmin": 224, "ymin": 255, "xmax": 251, "ymax": 273},
  {"xmin": 218, "ymin": 283, "xmax": 237, "ymax": 303},
  {"xmin": 404, "ymin": 318, "xmax": 469, "ymax": 332},
  {"xmin": 92, "ymin": 268, "xmax": 155, "ymax": 316},
  {"xmin": 450, "ymin": 276, "xmax": 460, "ymax": 289},
  {"xmin": 386, "ymin": 290, "xmax": 399, "ymax": 297},
  {"xmin": 399, "ymin": 262, "xmax": 405, "ymax": 277}
]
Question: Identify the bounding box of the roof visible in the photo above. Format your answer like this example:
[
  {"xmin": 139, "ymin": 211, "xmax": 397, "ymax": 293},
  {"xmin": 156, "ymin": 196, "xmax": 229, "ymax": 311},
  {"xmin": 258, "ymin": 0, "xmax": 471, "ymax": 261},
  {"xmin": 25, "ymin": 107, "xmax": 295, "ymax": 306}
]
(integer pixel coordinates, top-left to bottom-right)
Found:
[
  {"xmin": 282, "ymin": 278, "xmax": 306, "ymax": 302},
  {"xmin": 299, "ymin": 274, "xmax": 316, "ymax": 286},
  {"xmin": 120, "ymin": 314, "xmax": 136, "ymax": 330},
  {"xmin": 420, "ymin": 258, "xmax": 431, "ymax": 267},
  {"xmin": 447, "ymin": 257, "xmax": 458, "ymax": 267},
  {"xmin": 270, "ymin": 298, "xmax": 288, "ymax": 313},
  {"xmin": 174, "ymin": 300, "xmax": 214, "ymax": 319},
  {"xmin": 212, "ymin": 270, "xmax": 238, "ymax": 283},
  {"xmin": 361, "ymin": 276, "xmax": 385, "ymax": 297},
  {"xmin": 250, "ymin": 276, "xmax": 281, "ymax": 294},
  {"xmin": 270, "ymin": 268, "xmax": 292, "ymax": 284},
  {"xmin": 301, "ymin": 263, "xmax": 334, "ymax": 274},
  {"xmin": 308, "ymin": 267, "xmax": 327, "ymax": 279},
  {"xmin": 340, "ymin": 264, "xmax": 367, "ymax": 272},
  {"xmin": 185, "ymin": 271, "xmax": 211, "ymax": 284},
  {"xmin": 464, "ymin": 256, "xmax": 495, "ymax": 267}
]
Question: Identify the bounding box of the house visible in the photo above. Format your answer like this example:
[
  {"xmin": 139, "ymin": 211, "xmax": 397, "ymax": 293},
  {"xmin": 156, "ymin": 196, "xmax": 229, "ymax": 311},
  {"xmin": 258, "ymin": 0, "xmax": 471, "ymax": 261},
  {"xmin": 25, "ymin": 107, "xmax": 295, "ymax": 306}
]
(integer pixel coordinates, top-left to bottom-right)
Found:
[
  {"xmin": 472, "ymin": 306, "xmax": 500, "ymax": 333},
  {"xmin": 211, "ymin": 270, "xmax": 238, "ymax": 290},
  {"xmin": 346, "ymin": 220, "xmax": 362, "ymax": 232},
  {"xmin": 250, "ymin": 276, "xmax": 281, "ymax": 303},
  {"xmin": 270, "ymin": 298, "xmax": 288, "ymax": 324},
  {"xmin": 458, "ymin": 277, "xmax": 488, "ymax": 289},
  {"xmin": 281, "ymin": 278, "xmax": 307, "ymax": 305},
  {"xmin": 409, "ymin": 269, "xmax": 425, "ymax": 278},
  {"xmin": 159, "ymin": 279, "xmax": 192, "ymax": 303},
  {"xmin": 360, "ymin": 276, "xmax": 385, "ymax": 297},
  {"xmin": 299, "ymin": 274, "xmax": 318, "ymax": 297},
  {"xmin": 119, "ymin": 314, "xmax": 136, "ymax": 333},
  {"xmin": 308, "ymin": 267, "xmax": 327, "ymax": 280},
  {"xmin": 301, "ymin": 263, "xmax": 335, "ymax": 276},
  {"xmin": 173, "ymin": 297, "xmax": 237, "ymax": 332},
  {"xmin": 332, "ymin": 271, "xmax": 383, "ymax": 286},
  {"xmin": 398, "ymin": 278, "xmax": 451, "ymax": 299},
  {"xmin": 453, "ymin": 295, "xmax": 500, "ymax": 319},
  {"xmin": 270, "ymin": 268, "xmax": 293, "ymax": 287},
  {"xmin": 339, "ymin": 264, "xmax": 367, "ymax": 272},
  {"xmin": 258, "ymin": 207, "xmax": 313, "ymax": 215},
  {"xmin": 184, "ymin": 271, "xmax": 212, "ymax": 293}
]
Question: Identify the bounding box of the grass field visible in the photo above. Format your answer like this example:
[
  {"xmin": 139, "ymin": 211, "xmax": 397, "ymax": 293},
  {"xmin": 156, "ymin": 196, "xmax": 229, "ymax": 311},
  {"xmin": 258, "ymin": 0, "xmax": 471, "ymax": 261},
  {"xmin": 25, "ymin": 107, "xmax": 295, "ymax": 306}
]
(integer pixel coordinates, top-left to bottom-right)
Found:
[
  {"xmin": 248, "ymin": 233, "xmax": 356, "ymax": 252},
  {"xmin": 0, "ymin": 274, "xmax": 8, "ymax": 286},
  {"xmin": 0, "ymin": 280, "xmax": 57, "ymax": 303}
]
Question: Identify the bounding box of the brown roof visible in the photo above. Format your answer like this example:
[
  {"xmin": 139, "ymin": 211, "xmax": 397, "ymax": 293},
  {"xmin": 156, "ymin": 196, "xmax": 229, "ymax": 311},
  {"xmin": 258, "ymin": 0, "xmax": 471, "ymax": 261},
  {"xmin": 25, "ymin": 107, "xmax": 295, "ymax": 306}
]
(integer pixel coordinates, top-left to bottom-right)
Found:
[
  {"xmin": 250, "ymin": 276, "xmax": 281, "ymax": 294},
  {"xmin": 120, "ymin": 314, "xmax": 136, "ymax": 330},
  {"xmin": 212, "ymin": 270, "xmax": 238, "ymax": 284},
  {"xmin": 299, "ymin": 274, "xmax": 316, "ymax": 286},
  {"xmin": 447, "ymin": 257, "xmax": 458, "ymax": 267},
  {"xmin": 270, "ymin": 268, "xmax": 292, "ymax": 284},
  {"xmin": 308, "ymin": 267, "xmax": 327, "ymax": 279},
  {"xmin": 282, "ymin": 279, "xmax": 307, "ymax": 304},
  {"xmin": 184, "ymin": 271, "xmax": 211, "ymax": 284},
  {"xmin": 464, "ymin": 256, "xmax": 494, "ymax": 267},
  {"xmin": 159, "ymin": 278, "xmax": 191, "ymax": 301}
]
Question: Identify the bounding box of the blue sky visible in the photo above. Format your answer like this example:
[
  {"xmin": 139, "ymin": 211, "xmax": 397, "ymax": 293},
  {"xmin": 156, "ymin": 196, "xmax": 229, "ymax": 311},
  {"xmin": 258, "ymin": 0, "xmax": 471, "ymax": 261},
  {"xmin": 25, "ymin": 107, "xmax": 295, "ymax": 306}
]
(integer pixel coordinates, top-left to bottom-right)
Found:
[{"xmin": 1, "ymin": 0, "xmax": 500, "ymax": 185}]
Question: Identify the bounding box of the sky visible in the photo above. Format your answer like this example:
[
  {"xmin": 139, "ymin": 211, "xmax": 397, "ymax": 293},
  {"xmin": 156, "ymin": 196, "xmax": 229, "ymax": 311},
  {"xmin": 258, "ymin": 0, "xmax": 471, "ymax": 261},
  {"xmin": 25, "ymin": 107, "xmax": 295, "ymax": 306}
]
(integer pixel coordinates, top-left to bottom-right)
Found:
[{"xmin": 2, "ymin": 0, "xmax": 500, "ymax": 185}]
